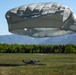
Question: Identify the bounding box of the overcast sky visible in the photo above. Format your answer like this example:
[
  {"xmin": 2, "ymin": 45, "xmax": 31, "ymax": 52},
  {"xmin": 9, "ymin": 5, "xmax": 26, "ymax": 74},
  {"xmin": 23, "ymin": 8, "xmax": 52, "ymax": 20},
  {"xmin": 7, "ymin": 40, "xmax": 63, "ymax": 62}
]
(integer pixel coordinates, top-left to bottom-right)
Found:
[{"xmin": 0, "ymin": 0, "xmax": 76, "ymax": 35}]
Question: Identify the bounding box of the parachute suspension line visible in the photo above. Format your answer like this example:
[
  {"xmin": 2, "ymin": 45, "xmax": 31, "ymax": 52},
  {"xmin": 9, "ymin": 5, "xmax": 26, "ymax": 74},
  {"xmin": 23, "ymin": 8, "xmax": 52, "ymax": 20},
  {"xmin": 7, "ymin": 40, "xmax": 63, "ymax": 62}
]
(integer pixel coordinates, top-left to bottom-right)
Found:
[
  {"xmin": 61, "ymin": 9, "xmax": 70, "ymax": 29},
  {"xmin": 45, "ymin": 27, "xmax": 47, "ymax": 37},
  {"xmin": 61, "ymin": 20, "xmax": 68, "ymax": 37},
  {"xmin": 61, "ymin": 20, "xmax": 68, "ymax": 29},
  {"xmin": 38, "ymin": 28, "xmax": 40, "ymax": 37}
]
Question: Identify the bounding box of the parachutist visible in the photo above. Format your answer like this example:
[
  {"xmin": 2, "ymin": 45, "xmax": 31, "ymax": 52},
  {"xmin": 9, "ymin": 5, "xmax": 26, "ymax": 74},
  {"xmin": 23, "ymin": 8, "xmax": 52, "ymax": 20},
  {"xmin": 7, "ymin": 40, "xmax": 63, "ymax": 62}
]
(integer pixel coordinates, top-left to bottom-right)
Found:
[{"xmin": 22, "ymin": 59, "xmax": 40, "ymax": 65}]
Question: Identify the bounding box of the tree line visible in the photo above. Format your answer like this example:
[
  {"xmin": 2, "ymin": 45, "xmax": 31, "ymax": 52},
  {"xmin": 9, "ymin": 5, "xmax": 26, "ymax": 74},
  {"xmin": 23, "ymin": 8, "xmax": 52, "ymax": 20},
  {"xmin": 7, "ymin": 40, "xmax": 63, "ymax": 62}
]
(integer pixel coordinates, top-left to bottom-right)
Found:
[{"xmin": 0, "ymin": 44, "xmax": 76, "ymax": 53}]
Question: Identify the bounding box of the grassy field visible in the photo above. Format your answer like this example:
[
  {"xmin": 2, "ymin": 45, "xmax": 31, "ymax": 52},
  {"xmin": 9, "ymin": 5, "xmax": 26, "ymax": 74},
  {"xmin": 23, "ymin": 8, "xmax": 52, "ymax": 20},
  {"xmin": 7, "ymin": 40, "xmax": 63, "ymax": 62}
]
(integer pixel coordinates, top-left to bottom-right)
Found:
[{"xmin": 0, "ymin": 53, "xmax": 76, "ymax": 75}]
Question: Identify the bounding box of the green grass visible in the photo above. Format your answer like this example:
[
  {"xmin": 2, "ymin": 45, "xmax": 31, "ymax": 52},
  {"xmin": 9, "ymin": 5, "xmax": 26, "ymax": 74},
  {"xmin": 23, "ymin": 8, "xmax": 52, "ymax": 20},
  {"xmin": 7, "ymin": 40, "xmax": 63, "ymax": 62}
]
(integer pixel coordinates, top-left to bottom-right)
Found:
[{"xmin": 0, "ymin": 53, "xmax": 76, "ymax": 75}]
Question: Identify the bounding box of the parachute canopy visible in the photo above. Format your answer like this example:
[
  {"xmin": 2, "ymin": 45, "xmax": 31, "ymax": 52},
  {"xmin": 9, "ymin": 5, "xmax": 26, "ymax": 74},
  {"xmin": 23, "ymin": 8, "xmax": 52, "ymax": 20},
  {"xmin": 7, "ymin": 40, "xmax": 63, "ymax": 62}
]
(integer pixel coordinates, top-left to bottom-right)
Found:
[{"xmin": 5, "ymin": 2, "xmax": 76, "ymax": 37}]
